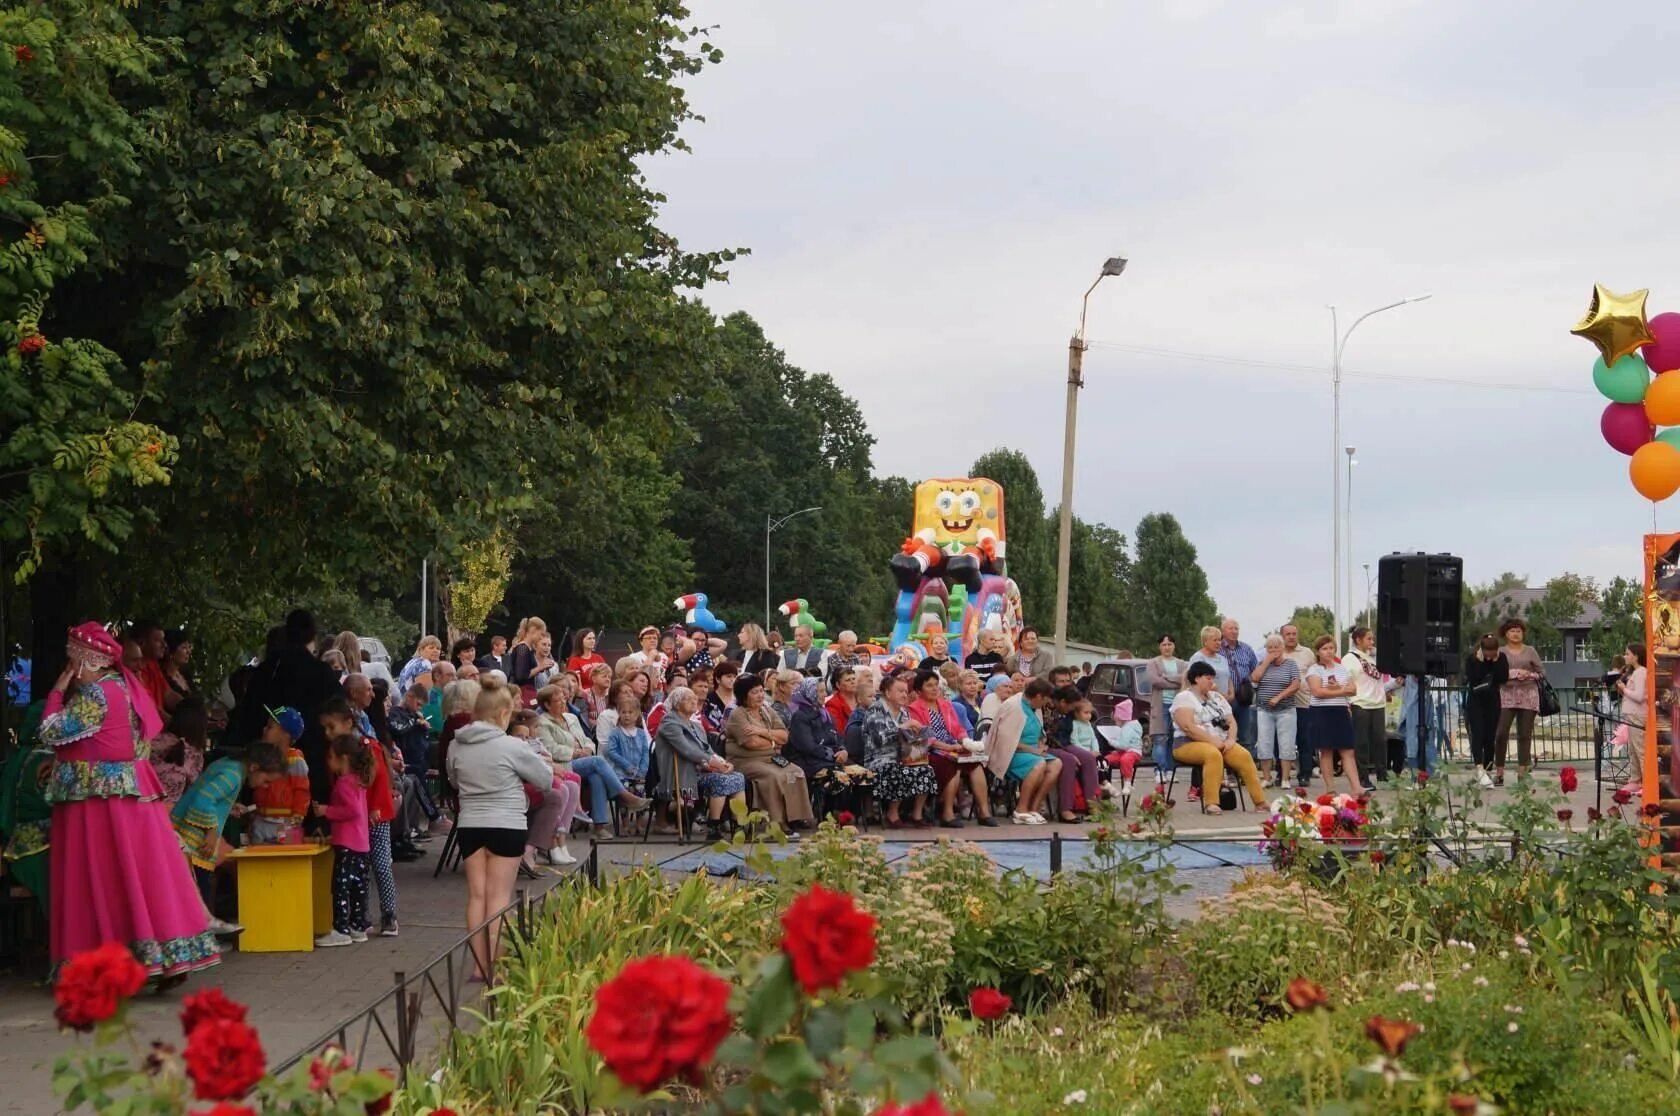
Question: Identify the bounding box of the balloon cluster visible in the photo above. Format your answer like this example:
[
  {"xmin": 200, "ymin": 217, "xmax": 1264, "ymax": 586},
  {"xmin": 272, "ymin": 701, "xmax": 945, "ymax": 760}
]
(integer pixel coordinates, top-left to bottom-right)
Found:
[{"xmin": 1576, "ymin": 283, "xmax": 1680, "ymax": 500}]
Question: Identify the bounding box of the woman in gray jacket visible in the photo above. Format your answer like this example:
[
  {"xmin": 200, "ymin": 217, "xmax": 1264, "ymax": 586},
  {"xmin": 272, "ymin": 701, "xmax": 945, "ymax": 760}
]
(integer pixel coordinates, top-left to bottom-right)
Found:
[
  {"xmin": 651, "ymin": 687, "xmax": 746, "ymax": 841},
  {"xmin": 445, "ymin": 677, "xmax": 554, "ymax": 981}
]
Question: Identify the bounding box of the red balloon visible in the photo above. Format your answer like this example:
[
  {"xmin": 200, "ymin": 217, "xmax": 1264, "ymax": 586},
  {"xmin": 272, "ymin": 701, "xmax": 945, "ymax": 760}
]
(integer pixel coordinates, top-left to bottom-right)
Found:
[
  {"xmin": 1602, "ymin": 401, "xmax": 1653, "ymax": 456},
  {"xmin": 1644, "ymin": 312, "xmax": 1680, "ymax": 373}
]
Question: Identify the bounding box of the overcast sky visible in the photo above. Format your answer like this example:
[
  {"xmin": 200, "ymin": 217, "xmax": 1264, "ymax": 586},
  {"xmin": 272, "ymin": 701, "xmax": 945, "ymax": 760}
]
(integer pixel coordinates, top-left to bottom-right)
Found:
[{"xmin": 648, "ymin": 0, "xmax": 1680, "ymax": 630}]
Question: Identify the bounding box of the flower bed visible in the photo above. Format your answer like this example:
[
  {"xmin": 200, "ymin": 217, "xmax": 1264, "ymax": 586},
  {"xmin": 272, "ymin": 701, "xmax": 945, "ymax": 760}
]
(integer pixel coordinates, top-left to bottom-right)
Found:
[{"xmin": 43, "ymin": 771, "xmax": 1680, "ymax": 1113}]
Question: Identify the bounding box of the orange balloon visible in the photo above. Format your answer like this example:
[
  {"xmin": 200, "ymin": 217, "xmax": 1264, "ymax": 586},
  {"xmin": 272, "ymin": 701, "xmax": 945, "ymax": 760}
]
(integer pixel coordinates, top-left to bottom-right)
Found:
[
  {"xmin": 1647, "ymin": 371, "xmax": 1680, "ymax": 426},
  {"xmin": 1630, "ymin": 441, "xmax": 1680, "ymax": 501}
]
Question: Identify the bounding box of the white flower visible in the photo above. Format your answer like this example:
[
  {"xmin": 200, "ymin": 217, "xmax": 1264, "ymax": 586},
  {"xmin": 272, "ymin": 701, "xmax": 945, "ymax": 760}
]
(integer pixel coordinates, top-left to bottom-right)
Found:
[
  {"xmin": 1508, "ymin": 1021, "xmax": 1520, "ymax": 1033},
  {"xmin": 1396, "ymin": 981, "xmax": 1420, "ymax": 993},
  {"xmin": 1504, "ymin": 1004, "xmax": 1523, "ymax": 1014},
  {"xmin": 1063, "ymin": 1089, "xmax": 1088, "ymax": 1105},
  {"xmin": 1463, "ymin": 942, "xmax": 1477, "ymax": 954},
  {"xmin": 1513, "ymin": 934, "xmax": 1529, "ymax": 948},
  {"xmin": 1461, "ymin": 963, "xmax": 1473, "ymax": 971},
  {"xmin": 1424, "ymin": 993, "xmax": 1435, "ymax": 1003},
  {"xmin": 1246, "ymin": 1073, "xmax": 1263, "ymax": 1086},
  {"xmin": 1423, "ymin": 981, "xmax": 1436, "ymax": 992},
  {"xmin": 1051, "ymin": 1027, "xmax": 1064, "ymax": 1037},
  {"xmin": 1499, "ymin": 950, "xmax": 1510, "ymax": 960},
  {"xmin": 1473, "ymin": 976, "xmax": 1490, "ymax": 987},
  {"xmin": 1446, "ymin": 937, "xmax": 1459, "ymax": 948}
]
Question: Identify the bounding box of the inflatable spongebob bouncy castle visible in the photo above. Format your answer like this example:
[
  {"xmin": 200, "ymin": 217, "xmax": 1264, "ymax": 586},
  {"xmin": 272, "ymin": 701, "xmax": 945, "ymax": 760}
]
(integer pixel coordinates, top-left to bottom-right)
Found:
[{"xmin": 887, "ymin": 477, "xmax": 1023, "ymax": 660}]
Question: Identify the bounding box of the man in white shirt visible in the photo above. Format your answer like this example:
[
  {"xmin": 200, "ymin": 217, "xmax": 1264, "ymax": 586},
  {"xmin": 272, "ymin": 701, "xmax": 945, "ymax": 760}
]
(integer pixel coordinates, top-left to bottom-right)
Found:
[
  {"xmin": 621, "ymin": 625, "xmax": 671, "ymax": 683},
  {"xmin": 782, "ymin": 625, "xmax": 831, "ymax": 678}
]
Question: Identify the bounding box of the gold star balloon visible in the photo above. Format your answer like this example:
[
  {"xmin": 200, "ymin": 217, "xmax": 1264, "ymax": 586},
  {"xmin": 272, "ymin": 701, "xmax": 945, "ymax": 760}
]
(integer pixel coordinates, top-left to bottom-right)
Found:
[{"xmin": 1572, "ymin": 283, "xmax": 1654, "ymax": 364}]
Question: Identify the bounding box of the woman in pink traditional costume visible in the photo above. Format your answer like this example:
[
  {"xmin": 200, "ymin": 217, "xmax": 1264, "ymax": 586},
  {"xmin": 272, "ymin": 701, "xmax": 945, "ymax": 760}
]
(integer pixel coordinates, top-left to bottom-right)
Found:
[{"xmin": 39, "ymin": 623, "xmax": 218, "ymax": 981}]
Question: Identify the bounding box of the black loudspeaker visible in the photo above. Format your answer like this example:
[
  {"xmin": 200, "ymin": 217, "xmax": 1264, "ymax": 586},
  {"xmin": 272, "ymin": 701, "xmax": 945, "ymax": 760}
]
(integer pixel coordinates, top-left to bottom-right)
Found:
[{"xmin": 1376, "ymin": 553, "xmax": 1463, "ymax": 676}]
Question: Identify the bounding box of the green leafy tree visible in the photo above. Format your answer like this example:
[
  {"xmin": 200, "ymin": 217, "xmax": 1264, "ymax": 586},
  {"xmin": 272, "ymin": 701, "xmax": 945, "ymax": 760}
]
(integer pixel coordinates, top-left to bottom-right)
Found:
[
  {"xmin": 1523, "ymin": 573, "xmax": 1597, "ymax": 658},
  {"xmin": 1125, "ymin": 512, "xmax": 1217, "ymax": 652},
  {"xmin": 0, "ymin": 3, "xmax": 173, "ymax": 589},
  {"xmin": 55, "ymin": 0, "xmax": 729, "ymax": 661},
  {"xmin": 1589, "ymin": 575, "xmax": 1643, "ymax": 666},
  {"xmin": 1285, "ymin": 603, "xmax": 1335, "ymax": 647},
  {"xmin": 968, "ymin": 448, "xmax": 1053, "ymax": 622},
  {"xmin": 1062, "ymin": 513, "xmax": 1131, "ymax": 647}
]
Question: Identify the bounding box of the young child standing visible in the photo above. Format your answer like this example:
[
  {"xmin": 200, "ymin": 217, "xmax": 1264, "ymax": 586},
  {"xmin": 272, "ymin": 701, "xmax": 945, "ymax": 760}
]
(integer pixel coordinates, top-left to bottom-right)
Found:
[
  {"xmin": 605, "ymin": 693, "xmax": 650, "ymax": 793},
  {"xmin": 249, "ymin": 705, "xmax": 312, "ymax": 843},
  {"xmin": 170, "ymin": 744, "xmax": 288, "ymax": 934},
  {"xmin": 321, "ymin": 696, "xmax": 400, "ymax": 937},
  {"xmin": 314, "ymin": 734, "xmax": 374, "ymax": 947},
  {"xmin": 1103, "ymin": 699, "xmax": 1144, "ymax": 797}
]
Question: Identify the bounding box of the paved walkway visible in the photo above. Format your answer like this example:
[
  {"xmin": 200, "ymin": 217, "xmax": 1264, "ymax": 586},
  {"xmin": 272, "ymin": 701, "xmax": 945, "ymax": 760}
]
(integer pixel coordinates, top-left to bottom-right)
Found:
[
  {"xmin": 0, "ymin": 840, "xmax": 570, "ymax": 1114},
  {"xmin": 0, "ymin": 766, "xmax": 1618, "ymax": 1112}
]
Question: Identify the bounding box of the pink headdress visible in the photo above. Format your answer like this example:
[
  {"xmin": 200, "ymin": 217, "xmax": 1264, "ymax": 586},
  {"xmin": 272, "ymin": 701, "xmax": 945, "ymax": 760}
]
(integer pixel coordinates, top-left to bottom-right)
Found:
[{"xmin": 66, "ymin": 621, "xmax": 163, "ymax": 740}]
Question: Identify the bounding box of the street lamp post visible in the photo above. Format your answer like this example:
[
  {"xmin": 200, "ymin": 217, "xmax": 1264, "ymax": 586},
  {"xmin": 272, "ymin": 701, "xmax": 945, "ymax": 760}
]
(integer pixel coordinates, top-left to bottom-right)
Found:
[
  {"xmin": 1053, "ymin": 255, "xmax": 1128, "ymax": 667},
  {"xmin": 765, "ymin": 507, "xmax": 823, "ymax": 630},
  {"xmin": 1345, "ymin": 446, "xmax": 1357, "ymax": 637},
  {"xmin": 1330, "ymin": 294, "xmax": 1430, "ymax": 649},
  {"xmin": 1363, "ymin": 562, "xmax": 1375, "ymax": 629}
]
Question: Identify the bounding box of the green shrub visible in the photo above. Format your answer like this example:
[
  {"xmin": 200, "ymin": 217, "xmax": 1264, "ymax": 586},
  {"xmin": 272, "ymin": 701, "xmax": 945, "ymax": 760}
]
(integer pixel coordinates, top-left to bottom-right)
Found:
[{"xmin": 1176, "ymin": 875, "xmax": 1353, "ymax": 1021}]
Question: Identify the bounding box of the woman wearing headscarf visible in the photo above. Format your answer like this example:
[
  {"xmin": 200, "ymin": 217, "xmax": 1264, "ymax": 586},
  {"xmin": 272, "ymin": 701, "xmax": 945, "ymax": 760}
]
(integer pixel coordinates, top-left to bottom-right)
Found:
[
  {"xmin": 652, "ymin": 686, "xmax": 747, "ymax": 842},
  {"xmin": 40, "ymin": 624, "xmax": 219, "ymax": 982},
  {"xmin": 724, "ymin": 674, "xmax": 814, "ymax": 829},
  {"xmin": 857, "ymin": 672, "xmax": 940, "ymax": 828},
  {"xmin": 784, "ymin": 678, "xmax": 848, "ymax": 783}
]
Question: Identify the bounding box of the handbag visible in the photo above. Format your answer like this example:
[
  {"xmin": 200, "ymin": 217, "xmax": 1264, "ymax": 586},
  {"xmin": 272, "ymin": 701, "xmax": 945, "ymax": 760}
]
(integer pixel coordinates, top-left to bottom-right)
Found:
[
  {"xmin": 1236, "ymin": 679, "xmax": 1255, "ymax": 706},
  {"xmin": 1218, "ymin": 784, "xmax": 1237, "ymax": 811},
  {"xmin": 1537, "ymin": 677, "xmax": 1561, "ymax": 718}
]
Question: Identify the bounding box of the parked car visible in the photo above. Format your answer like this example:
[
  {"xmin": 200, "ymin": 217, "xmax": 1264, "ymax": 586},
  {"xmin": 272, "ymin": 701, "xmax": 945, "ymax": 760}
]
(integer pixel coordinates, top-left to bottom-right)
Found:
[
  {"xmin": 358, "ymin": 636, "xmax": 391, "ymax": 665},
  {"xmin": 1085, "ymin": 658, "xmax": 1155, "ymax": 741}
]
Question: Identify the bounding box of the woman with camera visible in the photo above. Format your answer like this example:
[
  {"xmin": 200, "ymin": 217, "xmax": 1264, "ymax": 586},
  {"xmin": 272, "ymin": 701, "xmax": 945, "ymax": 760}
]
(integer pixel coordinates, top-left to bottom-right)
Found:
[{"xmin": 1169, "ymin": 660, "xmax": 1268, "ymax": 814}]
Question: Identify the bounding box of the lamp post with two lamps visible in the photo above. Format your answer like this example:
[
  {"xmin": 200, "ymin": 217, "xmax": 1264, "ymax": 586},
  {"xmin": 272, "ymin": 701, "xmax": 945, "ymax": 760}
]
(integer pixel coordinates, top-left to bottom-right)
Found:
[
  {"xmin": 765, "ymin": 507, "xmax": 822, "ymax": 630},
  {"xmin": 1329, "ymin": 294, "xmax": 1430, "ymax": 649}
]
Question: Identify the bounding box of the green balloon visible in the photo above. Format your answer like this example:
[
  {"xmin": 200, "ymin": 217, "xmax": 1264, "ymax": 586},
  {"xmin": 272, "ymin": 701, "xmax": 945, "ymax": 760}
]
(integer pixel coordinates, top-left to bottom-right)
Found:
[
  {"xmin": 1593, "ymin": 353, "xmax": 1650, "ymax": 403},
  {"xmin": 1656, "ymin": 428, "xmax": 1680, "ymax": 452}
]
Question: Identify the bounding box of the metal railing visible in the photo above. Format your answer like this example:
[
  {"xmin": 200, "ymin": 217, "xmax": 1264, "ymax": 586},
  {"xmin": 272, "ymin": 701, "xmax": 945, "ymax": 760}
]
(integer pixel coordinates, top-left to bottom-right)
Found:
[
  {"xmin": 1417, "ymin": 683, "xmax": 1618, "ymax": 764},
  {"xmin": 271, "ymin": 852, "xmax": 596, "ymax": 1077}
]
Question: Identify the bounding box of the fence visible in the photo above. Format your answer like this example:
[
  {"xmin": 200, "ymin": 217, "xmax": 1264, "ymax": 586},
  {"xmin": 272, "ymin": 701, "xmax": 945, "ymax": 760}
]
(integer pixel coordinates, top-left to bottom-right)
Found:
[
  {"xmin": 1416, "ymin": 683, "xmax": 1617, "ymax": 765},
  {"xmin": 269, "ymin": 859, "xmax": 593, "ymax": 1077}
]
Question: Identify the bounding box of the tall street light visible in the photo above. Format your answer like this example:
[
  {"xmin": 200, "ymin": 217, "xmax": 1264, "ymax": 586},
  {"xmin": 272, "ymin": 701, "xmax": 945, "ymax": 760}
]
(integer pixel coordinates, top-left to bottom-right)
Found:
[
  {"xmin": 765, "ymin": 507, "xmax": 822, "ymax": 629},
  {"xmin": 1329, "ymin": 293, "xmax": 1430, "ymax": 649},
  {"xmin": 1053, "ymin": 255, "xmax": 1128, "ymax": 666},
  {"xmin": 1345, "ymin": 446, "xmax": 1357, "ymax": 638}
]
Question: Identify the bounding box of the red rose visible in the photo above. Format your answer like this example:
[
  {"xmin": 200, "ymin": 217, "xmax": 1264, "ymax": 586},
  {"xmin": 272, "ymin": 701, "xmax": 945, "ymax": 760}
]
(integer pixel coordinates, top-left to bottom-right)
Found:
[
  {"xmin": 180, "ymin": 988, "xmax": 248, "ymax": 1037},
  {"xmin": 1556, "ymin": 808, "xmax": 1573, "ymax": 823},
  {"xmin": 307, "ymin": 1045, "xmax": 349, "ymax": 1091},
  {"xmin": 1587, "ymin": 807, "xmax": 1602, "ymax": 823},
  {"xmin": 873, "ymin": 1094, "xmax": 958, "ymax": 1116},
  {"xmin": 585, "ymin": 955, "xmax": 733, "ymax": 1093},
  {"xmin": 193, "ymin": 1105, "xmax": 255, "ymax": 1116},
  {"xmin": 1644, "ymin": 802, "xmax": 1665, "ymax": 817},
  {"xmin": 428, "ymin": 1110, "xmax": 460, "ymax": 1116},
  {"xmin": 1140, "ymin": 795, "xmax": 1154, "ymax": 811},
  {"xmin": 1316, "ymin": 793, "xmax": 1334, "ymax": 806},
  {"xmin": 1417, "ymin": 770, "xmax": 1430, "ymax": 785},
  {"xmin": 1369, "ymin": 850, "xmax": 1386, "ymax": 864},
  {"xmin": 1127, "ymin": 822, "xmax": 1142, "ymax": 834},
  {"xmin": 183, "ymin": 1019, "xmax": 267, "ymax": 1100},
  {"xmin": 1613, "ymin": 788, "xmax": 1634, "ymax": 805},
  {"xmin": 54, "ymin": 941, "xmax": 147, "ymax": 1031},
  {"xmin": 1446, "ymin": 1096, "xmax": 1480, "ymax": 1115},
  {"xmin": 18, "ymin": 333, "xmax": 45, "ymax": 355},
  {"xmin": 968, "ymin": 987, "xmax": 1012, "ymax": 1020},
  {"xmin": 780, "ymin": 884, "xmax": 878, "ymax": 995},
  {"xmin": 836, "ymin": 810, "xmax": 856, "ymax": 826},
  {"xmin": 14, "ymin": 45, "xmax": 32, "ymax": 63},
  {"xmin": 1091, "ymin": 826, "xmax": 1111, "ymax": 841},
  {"xmin": 1559, "ymin": 766, "xmax": 1578, "ymax": 794},
  {"xmin": 1293, "ymin": 785, "xmax": 1307, "ymax": 797}
]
